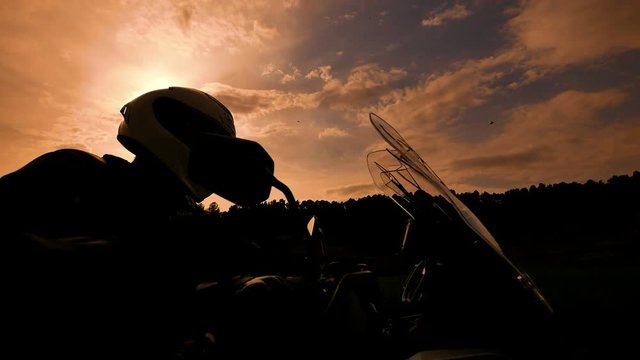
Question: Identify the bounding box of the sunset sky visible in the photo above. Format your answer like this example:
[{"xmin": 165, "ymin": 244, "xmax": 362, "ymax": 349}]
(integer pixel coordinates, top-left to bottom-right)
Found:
[{"xmin": 1, "ymin": 0, "xmax": 639, "ymax": 210}]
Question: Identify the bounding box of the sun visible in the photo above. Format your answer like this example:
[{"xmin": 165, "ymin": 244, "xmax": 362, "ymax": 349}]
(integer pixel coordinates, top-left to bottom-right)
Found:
[{"xmin": 127, "ymin": 68, "xmax": 193, "ymax": 100}]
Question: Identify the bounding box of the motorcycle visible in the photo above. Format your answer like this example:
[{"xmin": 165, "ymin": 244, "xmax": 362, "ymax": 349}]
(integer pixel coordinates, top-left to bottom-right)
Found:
[{"xmin": 181, "ymin": 113, "xmax": 556, "ymax": 359}]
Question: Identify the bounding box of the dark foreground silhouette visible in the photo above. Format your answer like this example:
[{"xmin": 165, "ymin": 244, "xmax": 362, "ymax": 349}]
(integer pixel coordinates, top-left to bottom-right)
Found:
[
  {"xmin": 218, "ymin": 171, "xmax": 640, "ymax": 358},
  {"xmin": 1, "ymin": 162, "xmax": 637, "ymax": 358}
]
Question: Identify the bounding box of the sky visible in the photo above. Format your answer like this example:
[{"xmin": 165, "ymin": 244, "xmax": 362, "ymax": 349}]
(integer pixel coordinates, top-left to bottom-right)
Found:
[{"xmin": 1, "ymin": 0, "xmax": 639, "ymax": 210}]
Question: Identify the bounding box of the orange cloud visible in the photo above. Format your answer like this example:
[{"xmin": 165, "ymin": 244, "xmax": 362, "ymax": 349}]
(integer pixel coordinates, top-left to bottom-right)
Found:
[
  {"xmin": 451, "ymin": 148, "xmax": 551, "ymax": 170},
  {"xmin": 261, "ymin": 63, "xmax": 302, "ymax": 84},
  {"xmin": 1, "ymin": 0, "xmax": 637, "ymax": 209},
  {"xmin": 422, "ymin": 4, "xmax": 471, "ymax": 27},
  {"xmin": 325, "ymin": 11, "xmax": 358, "ymax": 24},
  {"xmin": 343, "ymin": 64, "xmax": 407, "ymax": 91},
  {"xmin": 508, "ymin": 0, "xmax": 640, "ymax": 66},
  {"xmin": 448, "ymin": 88, "xmax": 638, "ymax": 188},
  {"xmin": 201, "ymin": 82, "xmax": 318, "ymax": 117},
  {"xmin": 375, "ymin": 53, "xmax": 510, "ymax": 137},
  {"xmin": 326, "ymin": 183, "xmax": 378, "ymax": 198},
  {"xmin": 116, "ymin": 1, "xmax": 283, "ymax": 55},
  {"xmin": 305, "ymin": 66, "xmax": 334, "ymax": 82},
  {"xmin": 283, "ymin": 0, "xmax": 300, "ymax": 9},
  {"xmin": 317, "ymin": 64, "xmax": 407, "ymax": 111},
  {"xmin": 318, "ymin": 127, "xmax": 349, "ymax": 139},
  {"xmin": 204, "ymin": 63, "xmax": 406, "ymax": 120}
]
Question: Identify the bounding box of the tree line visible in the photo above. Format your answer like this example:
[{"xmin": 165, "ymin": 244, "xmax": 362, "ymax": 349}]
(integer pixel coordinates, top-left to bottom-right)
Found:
[{"xmin": 203, "ymin": 171, "xmax": 640, "ymax": 262}]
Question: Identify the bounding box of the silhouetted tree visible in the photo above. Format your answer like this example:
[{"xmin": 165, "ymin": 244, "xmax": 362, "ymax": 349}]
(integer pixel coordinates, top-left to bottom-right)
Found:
[
  {"xmin": 204, "ymin": 170, "xmax": 639, "ymax": 272},
  {"xmin": 207, "ymin": 202, "xmax": 221, "ymax": 216}
]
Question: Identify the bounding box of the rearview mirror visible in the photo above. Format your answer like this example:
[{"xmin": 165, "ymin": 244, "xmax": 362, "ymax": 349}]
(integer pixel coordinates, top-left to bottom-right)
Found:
[{"xmin": 189, "ymin": 134, "xmax": 275, "ymax": 206}]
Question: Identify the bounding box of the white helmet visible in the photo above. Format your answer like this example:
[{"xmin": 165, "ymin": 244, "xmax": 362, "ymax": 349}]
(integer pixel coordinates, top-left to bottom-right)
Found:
[{"xmin": 118, "ymin": 87, "xmax": 245, "ymax": 202}]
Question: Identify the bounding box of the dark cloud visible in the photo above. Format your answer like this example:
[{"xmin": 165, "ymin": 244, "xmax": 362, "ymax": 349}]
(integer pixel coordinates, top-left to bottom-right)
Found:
[
  {"xmin": 451, "ymin": 147, "xmax": 552, "ymax": 170},
  {"xmin": 175, "ymin": 3, "xmax": 194, "ymax": 34}
]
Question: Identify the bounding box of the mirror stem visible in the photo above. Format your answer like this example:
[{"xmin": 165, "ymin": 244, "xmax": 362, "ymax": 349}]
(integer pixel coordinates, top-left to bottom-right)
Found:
[{"xmin": 271, "ymin": 176, "xmax": 298, "ymax": 210}]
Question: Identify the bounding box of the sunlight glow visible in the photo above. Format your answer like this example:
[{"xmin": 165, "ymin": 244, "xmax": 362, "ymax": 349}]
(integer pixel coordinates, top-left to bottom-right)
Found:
[{"xmin": 126, "ymin": 67, "xmax": 193, "ymax": 100}]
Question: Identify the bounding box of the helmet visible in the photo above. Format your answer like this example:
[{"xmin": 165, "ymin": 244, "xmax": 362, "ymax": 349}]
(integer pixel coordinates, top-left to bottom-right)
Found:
[{"xmin": 118, "ymin": 86, "xmax": 274, "ymax": 204}]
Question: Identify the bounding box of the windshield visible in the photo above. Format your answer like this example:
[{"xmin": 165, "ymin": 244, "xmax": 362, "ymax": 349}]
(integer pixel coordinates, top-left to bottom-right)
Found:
[
  {"xmin": 367, "ymin": 113, "xmax": 553, "ymax": 311},
  {"xmin": 367, "ymin": 113, "xmax": 502, "ymax": 255}
]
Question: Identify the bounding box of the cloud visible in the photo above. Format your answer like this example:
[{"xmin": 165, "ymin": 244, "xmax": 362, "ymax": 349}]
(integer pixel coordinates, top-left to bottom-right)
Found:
[
  {"xmin": 0, "ymin": 0, "xmax": 636, "ymax": 211},
  {"xmin": 305, "ymin": 66, "xmax": 334, "ymax": 82},
  {"xmin": 280, "ymin": 73, "xmax": 298, "ymax": 84},
  {"xmin": 282, "ymin": 0, "xmax": 299, "ymax": 9},
  {"xmin": 376, "ymin": 52, "xmax": 514, "ymax": 134},
  {"xmin": 451, "ymin": 148, "xmax": 551, "ymax": 170},
  {"xmin": 325, "ymin": 11, "xmax": 358, "ymax": 24},
  {"xmin": 318, "ymin": 127, "xmax": 349, "ymax": 139},
  {"xmin": 368, "ymin": 56, "xmax": 638, "ymax": 191},
  {"xmin": 0, "ymin": 2, "xmax": 118, "ymax": 105},
  {"xmin": 385, "ymin": 43, "xmax": 401, "ymax": 52},
  {"xmin": 49, "ymin": 111, "xmax": 118, "ymax": 154},
  {"xmin": 389, "ymin": 0, "xmax": 640, "ymax": 191},
  {"xmin": 378, "ymin": 10, "xmax": 388, "ymax": 24},
  {"xmin": 252, "ymin": 20, "xmax": 279, "ymax": 40},
  {"xmin": 0, "ymin": 91, "xmax": 124, "ymax": 174},
  {"xmin": 200, "ymin": 82, "xmax": 318, "ymax": 117},
  {"xmin": 341, "ymin": 11, "xmax": 357, "ymax": 21},
  {"xmin": 261, "ymin": 63, "xmax": 279, "ymax": 76},
  {"xmin": 449, "ymin": 88, "xmax": 639, "ymax": 188},
  {"xmin": 318, "ymin": 64, "xmax": 408, "ymax": 111},
  {"xmin": 368, "ymin": 0, "xmax": 640, "ymax": 167},
  {"xmin": 115, "ymin": 1, "xmax": 289, "ymax": 57},
  {"xmin": 507, "ymin": 0, "xmax": 640, "ymax": 66},
  {"xmin": 238, "ymin": 121, "xmax": 298, "ymax": 139},
  {"xmin": 261, "ymin": 63, "xmax": 302, "ymax": 83},
  {"xmin": 199, "ymin": 0, "xmax": 640, "ymax": 197},
  {"xmin": 174, "ymin": 1, "xmax": 194, "ymax": 34},
  {"xmin": 374, "ymin": 0, "xmax": 640, "ymax": 138},
  {"xmin": 422, "ymin": 4, "xmax": 471, "ymax": 27},
  {"xmin": 204, "ymin": 63, "xmax": 407, "ymax": 122},
  {"xmin": 0, "ymin": 124, "xmax": 52, "ymax": 174},
  {"xmin": 325, "ymin": 183, "xmax": 378, "ymax": 198},
  {"xmin": 499, "ymin": 88, "xmax": 629, "ymax": 146},
  {"xmin": 343, "ymin": 64, "xmax": 407, "ymax": 91}
]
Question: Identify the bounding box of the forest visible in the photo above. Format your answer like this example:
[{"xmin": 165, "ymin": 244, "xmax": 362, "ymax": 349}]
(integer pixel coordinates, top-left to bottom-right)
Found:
[
  {"xmin": 203, "ymin": 171, "xmax": 640, "ymax": 358},
  {"xmin": 206, "ymin": 171, "xmax": 640, "ymax": 264}
]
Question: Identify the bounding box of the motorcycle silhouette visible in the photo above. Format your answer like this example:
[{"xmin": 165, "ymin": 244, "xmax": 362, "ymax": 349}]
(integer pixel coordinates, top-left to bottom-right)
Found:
[{"xmin": 179, "ymin": 113, "xmax": 555, "ymax": 359}]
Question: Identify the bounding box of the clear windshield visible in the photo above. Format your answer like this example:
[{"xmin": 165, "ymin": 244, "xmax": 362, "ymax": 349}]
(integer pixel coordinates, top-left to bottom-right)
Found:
[
  {"xmin": 367, "ymin": 113, "xmax": 553, "ymax": 312},
  {"xmin": 368, "ymin": 113, "xmax": 502, "ymax": 255}
]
